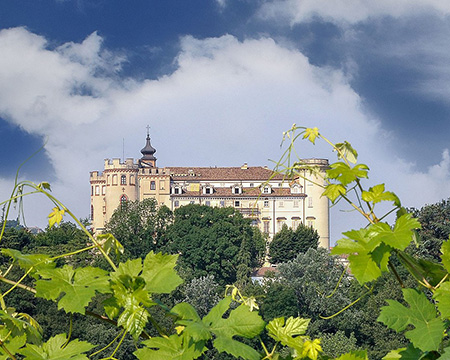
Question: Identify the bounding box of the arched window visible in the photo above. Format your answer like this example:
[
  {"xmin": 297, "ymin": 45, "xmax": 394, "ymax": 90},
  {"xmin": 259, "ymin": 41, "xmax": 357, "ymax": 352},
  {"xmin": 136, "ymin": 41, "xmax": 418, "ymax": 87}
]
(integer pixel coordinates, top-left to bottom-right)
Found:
[
  {"xmin": 121, "ymin": 175, "xmax": 127, "ymax": 185},
  {"xmin": 120, "ymin": 195, "xmax": 128, "ymax": 209}
]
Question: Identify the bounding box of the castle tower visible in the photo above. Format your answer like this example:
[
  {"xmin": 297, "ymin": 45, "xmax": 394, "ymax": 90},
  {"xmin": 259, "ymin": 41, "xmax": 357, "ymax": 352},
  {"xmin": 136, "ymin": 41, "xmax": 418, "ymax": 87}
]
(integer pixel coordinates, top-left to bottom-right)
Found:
[{"xmin": 139, "ymin": 126, "xmax": 157, "ymax": 168}]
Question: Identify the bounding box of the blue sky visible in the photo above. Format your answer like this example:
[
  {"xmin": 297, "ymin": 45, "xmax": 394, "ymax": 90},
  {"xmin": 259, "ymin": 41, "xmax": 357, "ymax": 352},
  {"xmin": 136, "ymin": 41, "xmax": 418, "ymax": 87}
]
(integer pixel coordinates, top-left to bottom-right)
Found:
[{"xmin": 1, "ymin": 0, "xmax": 450, "ymax": 241}]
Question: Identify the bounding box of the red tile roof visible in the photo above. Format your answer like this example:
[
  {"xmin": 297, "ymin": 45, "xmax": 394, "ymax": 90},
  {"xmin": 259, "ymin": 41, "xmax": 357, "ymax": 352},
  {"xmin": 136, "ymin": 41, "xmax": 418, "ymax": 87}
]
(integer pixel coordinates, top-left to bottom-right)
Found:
[{"xmin": 164, "ymin": 166, "xmax": 286, "ymax": 181}]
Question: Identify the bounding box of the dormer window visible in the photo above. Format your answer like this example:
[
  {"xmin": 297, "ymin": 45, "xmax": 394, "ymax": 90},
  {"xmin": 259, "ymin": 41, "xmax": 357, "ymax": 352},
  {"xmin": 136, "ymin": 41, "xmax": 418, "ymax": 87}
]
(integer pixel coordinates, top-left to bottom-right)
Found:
[
  {"xmin": 172, "ymin": 186, "xmax": 182, "ymax": 195},
  {"xmin": 291, "ymin": 184, "xmax": 303, "ymax": 194},
  {"xmin": 233, "ymin": 185, "xmax": 242, "ymax": 194},
  {"xmin": 262, "ymin": 186, "xmax": 271, "ymax": 194},
  {"xmin": 203, "ymin": 186, "xmax": 213, "ymax": 195}
]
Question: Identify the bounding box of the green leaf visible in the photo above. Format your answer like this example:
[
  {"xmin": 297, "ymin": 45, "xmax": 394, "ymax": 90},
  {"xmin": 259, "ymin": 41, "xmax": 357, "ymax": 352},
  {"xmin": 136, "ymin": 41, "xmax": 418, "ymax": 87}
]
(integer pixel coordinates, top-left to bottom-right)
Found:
[
  {"xmin": 267, "ymin": 316, "xmax": 310, "ymax": 352},
  {"xmin": 322, "ymin": 184, "xmax": 347, "ymax": 203},
  {"xmin": 303, "ymin": 127, "xmax": 319, "ymax": 144},
  {"xmin": 398, "ymin": 252, "xmax": 447, "ymax": 287},
  {"xmin": 371, "ymin": 214, "xmax": 421, "ymax": 251},
  {"xmin": 326, "ymin": 162, "xmax": 369, "ymax": 186},
  {"xmin": 19, "ymin": 333, "xmax": 94, "ymax": 360},
  {"xmin": 348, "ymin": 252, "xmax": 382, "ymax": 284},
  {"xmin": 135, "ymin": 333, "xmax": 205, "ymax": 360},
  {"xmin": 334, "ymin": 141, "xmax": 358, "ymax": 163},
  {"xmin": 1, "ymin": 249, "xmax": 55, "ymax": 278},
  {"xmin": 201, "ymin": 297, "xmax": 265, "ymax": 360},
  {"xmin": 433, "ymin": 282, "xmax": 450, "ymax": 319},
  {"xmin": 142, "ymin": 252, "xmax": 183, "ymax": 294},
  {"xmin": 336, "ymin": 350, "xmax": 368, "ymax": 360},
  {"xmin": 382, "ymin": 348, "xmax": 406, "ymax": 360},
  {"xmin": 378, "ymin": 289, "xmax": 444, "ymax": 352},
  {"xmin": 0, "ymin": 308, "xmax": 42, "ymax": 344},
  {"xmin": 0, "ymin": 332, "xmax": 26, "ymax": 360},
  {"xmin": 47, "ymin": 207, "xmax": 65, "ymax": 228},
  {"xmin": 361, "ymin": 184, "xmax": 400, "ymax": 206},
  {"xmin": 97, "ymin": 233, "xmax": 124, "ymax": 262},
  {"xmin": 441, "ymin": 238, "xmax": 450, "ymax": 273},
  {"xmin": 36, "ymin": 265, "xmax": 110, "ymax": 314}
]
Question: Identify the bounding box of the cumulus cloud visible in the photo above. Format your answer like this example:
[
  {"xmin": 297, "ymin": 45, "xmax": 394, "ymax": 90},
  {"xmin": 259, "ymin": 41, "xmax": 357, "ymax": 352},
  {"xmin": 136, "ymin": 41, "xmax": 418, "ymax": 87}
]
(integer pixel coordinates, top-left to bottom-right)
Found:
[
  {"xmin": 257, "ymin": 0, "xmax": 450, "ymax": 26},
  {"xmin": 0, "ymin": 27, "xmax": 449, "ymax": 242}
]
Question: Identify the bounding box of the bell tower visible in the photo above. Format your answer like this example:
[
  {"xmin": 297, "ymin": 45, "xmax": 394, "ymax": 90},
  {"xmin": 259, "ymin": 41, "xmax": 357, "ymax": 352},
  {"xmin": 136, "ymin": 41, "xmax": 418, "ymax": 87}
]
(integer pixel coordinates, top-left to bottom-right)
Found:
[{"xmin": 139, "ymin": 126, "xmax": 157, "ymax": 168}]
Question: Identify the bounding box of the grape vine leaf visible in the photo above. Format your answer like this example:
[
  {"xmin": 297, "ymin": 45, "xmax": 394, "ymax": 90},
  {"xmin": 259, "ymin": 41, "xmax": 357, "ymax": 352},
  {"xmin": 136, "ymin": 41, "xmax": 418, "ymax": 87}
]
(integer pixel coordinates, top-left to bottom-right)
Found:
[
  {"xmin": 35, "ymin": 265, "xmax": 110, "ymax": 314},
  {"xmin": 2, "ymin": 249, "xmax": 55, "ymax": 278},
  {"xmin": 303, "ymin": 127, "xmax": 319, "ymax": 144},
  {"xmin": 97, "ymin": 233, "xmax": 124, "ymax": 262},
  {"xmin": 134, "ymin": 333, "xmax": 205, "ymax": 360},
  {"xmin": 322, "ymin": 184, "xmax": 347, "ymax": 203},
  {"xmin": 441, "ymin": 239, "xmax": 450, "ymax": 273},
  {"xmin": 361, "ymin": 184, "xmax": 400, "ymax": 206},
  {"xmin": 326, "ymin": 162, "xmax": 369, "ymax": 186},
  {"xmin": 0, "ymin": 308, "xmax": 42, "ymax": 344},
  {"xmin": 331, "ymin": 228, "xmax": 385, "ymax": 284},
  {"xmin": 0, "ymin": 328, "xmax": 26, "ymax": 360},
  {"xmin": 142, "ymin": 251, "xmax": 183, "ymax": 294},
  {"xmin": 48, "ymin": 207, "xmax": 65, "ymax": 228},
  {"xmin": 370, "ymin": 214, "xmax": 421, "ymax": 251},
  {"xmin": 433, "ymin": 282, "xmax": 450, "ymax": 319},
  {"xmin": 377, "ymin": 289, "xmax": 444, "ymax": 352},
  {"xmin": 334, "ymin": 141, "xmax": 358, "ymax": 164},
  {"xmin": 19, "ymin": 333, "xmax": 94, "ymax": 360},
  {"xmin": 336, "ymin": 350, "xmax": 368, "ymax": 360},
  {"xmin": 301, "ymin": 339, "xmax": 322, "ymax": 360},
  {"xmin": 266, "ymin": 316, "xmax": 310, "ymax": 354}
]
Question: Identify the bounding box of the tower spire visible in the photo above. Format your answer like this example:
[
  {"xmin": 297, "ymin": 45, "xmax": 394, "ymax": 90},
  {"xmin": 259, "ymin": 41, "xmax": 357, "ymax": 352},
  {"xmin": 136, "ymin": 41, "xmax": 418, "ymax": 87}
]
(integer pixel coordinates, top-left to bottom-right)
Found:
[{"xmin": 140, "ymin": 126, "xmax": 157, "ymax": 167}]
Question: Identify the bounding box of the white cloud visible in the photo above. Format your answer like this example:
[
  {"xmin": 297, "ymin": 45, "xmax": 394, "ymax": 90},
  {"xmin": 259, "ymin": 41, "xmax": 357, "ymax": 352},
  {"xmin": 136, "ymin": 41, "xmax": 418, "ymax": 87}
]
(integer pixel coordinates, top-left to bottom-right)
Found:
[
  {"xmin": 257, "ymin": 0, "xmax": 450, "ymax": 26},
  {"xmin": 0, "ymin": 27, "xmax": 449, "ymax": 242}
]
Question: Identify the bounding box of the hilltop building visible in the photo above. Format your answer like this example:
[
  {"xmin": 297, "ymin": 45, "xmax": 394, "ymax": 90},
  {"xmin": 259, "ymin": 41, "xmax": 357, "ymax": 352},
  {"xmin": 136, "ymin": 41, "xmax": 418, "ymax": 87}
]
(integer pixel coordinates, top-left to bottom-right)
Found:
[{"xmin": 90, "ymin": 131, "xmax": 330, "ymax": 248}]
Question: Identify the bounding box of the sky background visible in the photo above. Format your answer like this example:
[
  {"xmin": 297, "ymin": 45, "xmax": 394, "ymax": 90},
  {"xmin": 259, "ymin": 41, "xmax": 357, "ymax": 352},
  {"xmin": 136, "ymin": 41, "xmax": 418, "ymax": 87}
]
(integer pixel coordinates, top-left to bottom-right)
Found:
[{"xmin": 1, "ymin": 0, "xmax": 450, "ymax": 242}]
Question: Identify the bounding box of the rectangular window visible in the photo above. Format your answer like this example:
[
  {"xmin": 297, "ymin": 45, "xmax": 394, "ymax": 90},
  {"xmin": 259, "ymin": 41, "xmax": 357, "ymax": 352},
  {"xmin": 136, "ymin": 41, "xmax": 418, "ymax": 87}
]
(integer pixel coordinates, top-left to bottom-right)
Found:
[
  {"xmin": 102, "ymin": 185, "xmax": 106, "ymax": 195},
  {"xmin": 293, "ymin": 200, "xmax": 299, "ymax": 207},
  {"xmin": 121, "ymin": 175, "xmax": 126, "ymax": 185},
  {"xmin": 250, "ymin": 183, "xmax": 254, "ymax": 187},
  {"xmin": 263, "ymin": 187, "xmax": 269, "ymax": 194},
  {"xmin": 263, "ymin": 221, "xmax": 270, "ymax": 233},
  {"xmin": 234, "ymin": 187, "xmax": 240, "ymax": 194},
  {"xmin": 91, "ymin": 186, "xmax": 94, "ymax": 196},
  {"xmin": 95, "ymin": 185, "xmax": 100, "ymax": 195},
  {"xmin": 277, "ymin": 221, "xmax": 285, "ymax": 232},
  {"xmin": 235, "ymin": 200, "xmax": 240, "ymax": 207},
  {"xmin": 220, "ymin": 201, "xmax": 225, "ymax": 207},
  {"xmin": 150, "ymin": 181, "xmax": 156, "ymax": 190},
  {"xmin": 174, "ymin": 187, "xmax": 180, "ymax": 194},
  {"xmin": 205, "ymin": 187, "xmax": 211, "ymax": 194},
  {"xmin": 264, "ymin": 200, "xmax": 269, "ymax": 208},
  {"xmin": 278, "ymin": 201, "xmax": 284, "ymax": 208},
  {"xmin": 174, "ymin": 200, "xmax": 179, "ymax": 207},
  {"xmin": 190, "ymin": 201, "xmax": 195, "ymax": 204},
  {"xmin": 205, "ymin": 201, "xmax": 211, "ymax": 206},
  {"xmin": 160, "ymin": 181, "xmax": 165, "ymax": 190},
  {"xmin": 292, "ymin": 220, "xmax": 300, "ymax": 230},
  {"xmin": 308, "ymin": 197, "xmax": 313, "ymax": 208}
]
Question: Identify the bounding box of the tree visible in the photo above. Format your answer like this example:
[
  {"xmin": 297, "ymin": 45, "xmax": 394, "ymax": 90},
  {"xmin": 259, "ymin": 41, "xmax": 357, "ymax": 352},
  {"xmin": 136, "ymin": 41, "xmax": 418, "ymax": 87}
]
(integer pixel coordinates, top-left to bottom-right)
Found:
[
  {"xmin": 408, "ymin": 198, "xmax": 450, "ymax": 261},
  {"xmin": 164, "ymin": 204, "xmax": 266, "ymax": 286},
  {"xmin": 269, "ymin": 223, "xmax": 319, "ymax": 264},
  {"xmin": 104, "ymin": 198, "xmax": 172, "ymax": 260}
]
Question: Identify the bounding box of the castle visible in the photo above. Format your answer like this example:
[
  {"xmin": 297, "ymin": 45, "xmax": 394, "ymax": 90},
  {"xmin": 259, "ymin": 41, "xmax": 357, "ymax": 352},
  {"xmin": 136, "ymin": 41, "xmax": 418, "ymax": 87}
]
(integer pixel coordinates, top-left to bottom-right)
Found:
[{"xmin": 90, "ymin": 131, "xmax": 330, "ymax": 248}]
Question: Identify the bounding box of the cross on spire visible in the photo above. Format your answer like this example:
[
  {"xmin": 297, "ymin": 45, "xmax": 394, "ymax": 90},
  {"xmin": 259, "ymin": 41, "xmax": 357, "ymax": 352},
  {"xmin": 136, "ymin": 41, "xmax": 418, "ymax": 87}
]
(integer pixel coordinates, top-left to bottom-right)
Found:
[{"xmin": 146, "ymin": 125, "xmax": 150, "ymax": 137}]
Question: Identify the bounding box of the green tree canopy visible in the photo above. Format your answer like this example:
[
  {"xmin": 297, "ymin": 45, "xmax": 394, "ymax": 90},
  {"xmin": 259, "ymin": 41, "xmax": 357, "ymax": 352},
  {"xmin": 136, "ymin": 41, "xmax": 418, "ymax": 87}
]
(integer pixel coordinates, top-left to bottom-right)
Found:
[
  {"xmin": 268, "ymin": 223, "xmax": 319, "ymax": 264},
  {"xmin": 104, "ymin": 198, "xmax": 172, "ymax": 260},
  {"xmin": 409, "ymin": 198, "xmax": 450, "ymax": 261},
  {"xmin": 164, "ymin": 204, "xmax": 266, "ymax": 286}
]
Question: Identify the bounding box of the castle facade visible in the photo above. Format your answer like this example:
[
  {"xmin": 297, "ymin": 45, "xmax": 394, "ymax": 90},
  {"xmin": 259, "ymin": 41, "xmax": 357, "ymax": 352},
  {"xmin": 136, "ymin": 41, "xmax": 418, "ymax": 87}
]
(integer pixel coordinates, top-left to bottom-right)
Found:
[{"xmin": 90, "ymin": 132, "xmax": 330, "ymax": 248}]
